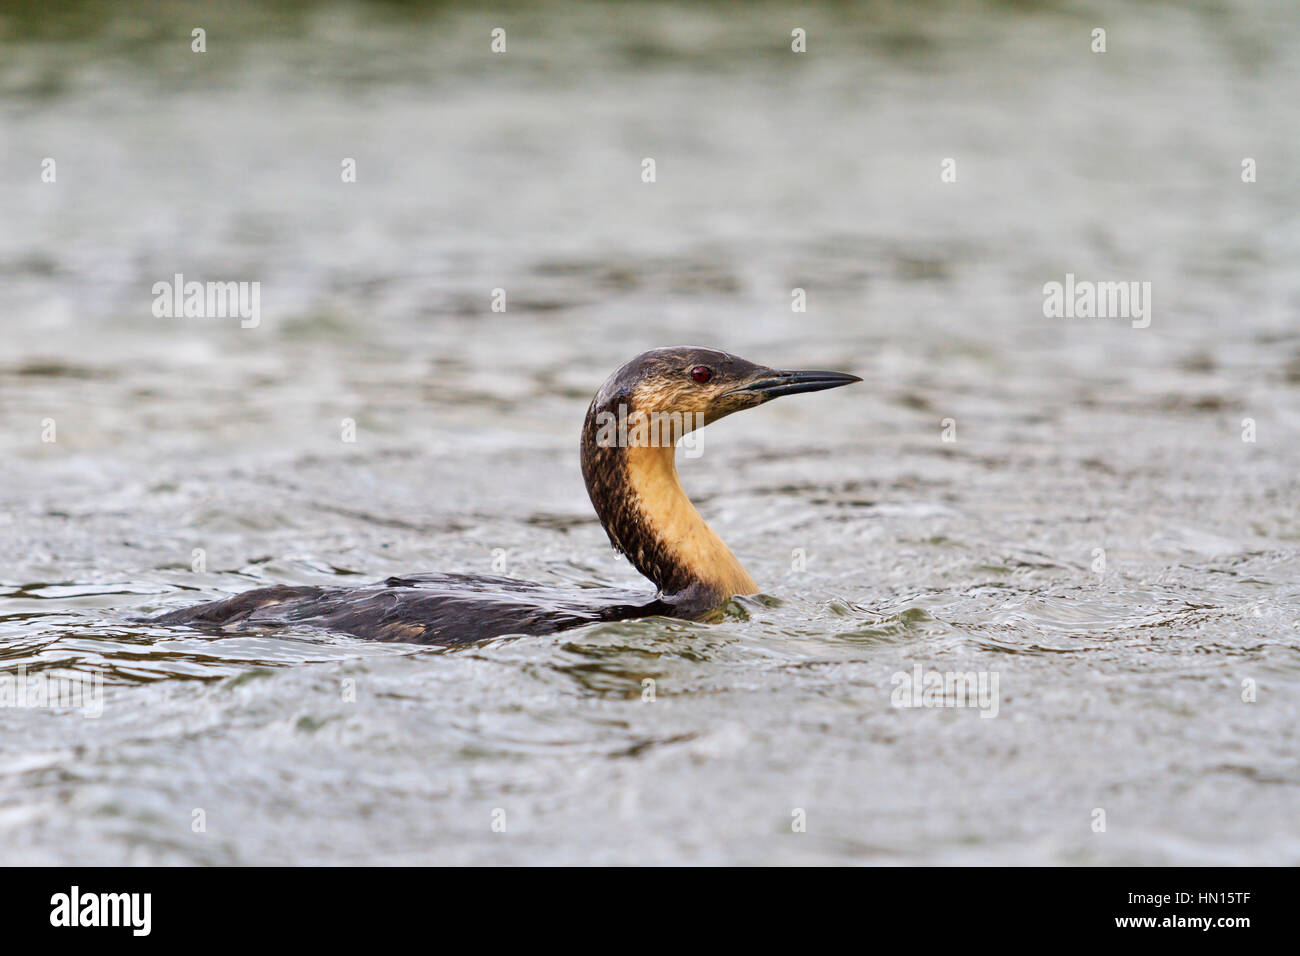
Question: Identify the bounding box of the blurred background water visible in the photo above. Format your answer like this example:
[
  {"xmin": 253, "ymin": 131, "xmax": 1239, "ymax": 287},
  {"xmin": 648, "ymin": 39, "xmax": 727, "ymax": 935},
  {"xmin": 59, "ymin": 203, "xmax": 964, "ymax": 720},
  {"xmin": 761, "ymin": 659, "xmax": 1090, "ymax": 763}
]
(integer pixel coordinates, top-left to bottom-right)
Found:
[{"xmin": 1, "ymin": 0, "xmax": 1298, "ymax": 865}]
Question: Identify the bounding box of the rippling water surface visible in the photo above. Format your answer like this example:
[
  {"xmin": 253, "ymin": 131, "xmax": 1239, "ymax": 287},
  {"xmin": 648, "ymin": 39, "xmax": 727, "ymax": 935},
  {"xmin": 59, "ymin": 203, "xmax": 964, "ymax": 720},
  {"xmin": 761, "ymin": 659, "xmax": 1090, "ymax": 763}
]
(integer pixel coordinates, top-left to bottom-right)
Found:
[{"xmin": 2, "ymin": 0, "xmax": 1298, "ymax": 864}]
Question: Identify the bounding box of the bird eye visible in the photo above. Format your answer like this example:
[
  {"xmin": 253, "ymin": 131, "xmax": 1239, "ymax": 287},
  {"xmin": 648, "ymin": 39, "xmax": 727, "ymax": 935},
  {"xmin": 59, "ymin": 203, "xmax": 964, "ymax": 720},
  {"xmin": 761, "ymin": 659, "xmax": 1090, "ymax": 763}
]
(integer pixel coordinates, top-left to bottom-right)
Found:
[{"xmin": 690, "ymin": 365, "xmax": 712, "ymax": 384}]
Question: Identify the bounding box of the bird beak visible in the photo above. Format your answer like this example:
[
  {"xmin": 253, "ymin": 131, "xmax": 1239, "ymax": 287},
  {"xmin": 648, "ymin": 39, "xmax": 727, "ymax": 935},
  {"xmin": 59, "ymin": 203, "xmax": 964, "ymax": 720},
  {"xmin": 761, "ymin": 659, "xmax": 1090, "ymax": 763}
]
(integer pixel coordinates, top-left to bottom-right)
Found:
[{"xmin": 729, "ymin": 368, "xmax": 862, "ymax": 400}]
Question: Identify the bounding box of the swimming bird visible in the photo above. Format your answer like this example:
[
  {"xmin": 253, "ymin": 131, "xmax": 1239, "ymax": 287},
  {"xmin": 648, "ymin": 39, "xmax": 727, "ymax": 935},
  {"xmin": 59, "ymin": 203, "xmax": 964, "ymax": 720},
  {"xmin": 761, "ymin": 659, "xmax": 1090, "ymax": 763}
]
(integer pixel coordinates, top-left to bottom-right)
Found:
[{"xmin": 149, "ymin": 347, "xmax": 859, "ymax": 644}]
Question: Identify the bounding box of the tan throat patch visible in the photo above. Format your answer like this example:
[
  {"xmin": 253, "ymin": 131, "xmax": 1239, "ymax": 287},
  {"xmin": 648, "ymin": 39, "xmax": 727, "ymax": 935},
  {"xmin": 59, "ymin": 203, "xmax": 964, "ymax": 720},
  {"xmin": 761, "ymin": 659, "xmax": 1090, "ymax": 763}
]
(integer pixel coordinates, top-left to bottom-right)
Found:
[{"xmin": 623, "ymin": 444, "xmax": 758, "ymax": 599}]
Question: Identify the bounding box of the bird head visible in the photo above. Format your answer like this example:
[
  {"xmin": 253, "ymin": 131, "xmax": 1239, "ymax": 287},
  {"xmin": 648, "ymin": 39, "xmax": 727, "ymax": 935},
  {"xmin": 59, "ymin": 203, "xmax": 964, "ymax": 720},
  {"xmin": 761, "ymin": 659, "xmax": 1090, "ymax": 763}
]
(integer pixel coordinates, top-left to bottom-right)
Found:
[{"xmin": 587, "ymin": 346, "xmax": 860, "ymax": 448}]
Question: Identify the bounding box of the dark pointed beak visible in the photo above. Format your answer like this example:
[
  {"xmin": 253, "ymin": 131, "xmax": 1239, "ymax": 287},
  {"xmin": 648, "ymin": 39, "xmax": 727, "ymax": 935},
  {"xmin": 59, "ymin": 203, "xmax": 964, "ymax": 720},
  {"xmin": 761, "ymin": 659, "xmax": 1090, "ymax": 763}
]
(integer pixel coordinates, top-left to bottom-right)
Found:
[{"xmin": 730, "ymin": 369, "xmax": 862, "ymax": 400}]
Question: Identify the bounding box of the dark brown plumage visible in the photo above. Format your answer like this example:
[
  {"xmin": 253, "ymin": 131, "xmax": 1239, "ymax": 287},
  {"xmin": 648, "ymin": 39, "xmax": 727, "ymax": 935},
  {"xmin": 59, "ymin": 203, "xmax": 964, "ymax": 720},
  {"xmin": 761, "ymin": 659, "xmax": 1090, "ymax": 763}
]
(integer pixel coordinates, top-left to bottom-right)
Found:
[{"xmin": 148, "ymin": 347, "xmax": 859, "ymax": 644}]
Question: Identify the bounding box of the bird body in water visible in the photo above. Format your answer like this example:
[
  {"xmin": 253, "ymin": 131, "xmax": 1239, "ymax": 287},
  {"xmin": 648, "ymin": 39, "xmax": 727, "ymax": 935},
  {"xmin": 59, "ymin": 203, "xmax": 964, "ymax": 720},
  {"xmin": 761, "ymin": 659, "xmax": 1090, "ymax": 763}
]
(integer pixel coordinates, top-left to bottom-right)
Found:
[{"xmin": 150, "ymin": 347, "xmax": 860, "ymax": 644}]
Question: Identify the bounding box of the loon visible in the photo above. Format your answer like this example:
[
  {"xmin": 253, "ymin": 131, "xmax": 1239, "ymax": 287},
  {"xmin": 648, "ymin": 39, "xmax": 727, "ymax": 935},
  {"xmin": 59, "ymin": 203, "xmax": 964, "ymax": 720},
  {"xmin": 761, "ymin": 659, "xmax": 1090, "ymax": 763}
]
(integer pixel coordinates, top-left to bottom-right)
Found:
[{"xmin": 150, "ymin": 347, "xmax": 859, "ymax": 644}]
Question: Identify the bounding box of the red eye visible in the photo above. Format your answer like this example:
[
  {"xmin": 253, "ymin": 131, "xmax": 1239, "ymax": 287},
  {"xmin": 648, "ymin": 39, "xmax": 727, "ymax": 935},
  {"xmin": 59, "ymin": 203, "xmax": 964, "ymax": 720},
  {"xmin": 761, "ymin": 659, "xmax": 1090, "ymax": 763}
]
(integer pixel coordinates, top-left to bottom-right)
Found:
[{"xmin": 690, "ymin": 365, "xmax": 712, "ymax": 384}]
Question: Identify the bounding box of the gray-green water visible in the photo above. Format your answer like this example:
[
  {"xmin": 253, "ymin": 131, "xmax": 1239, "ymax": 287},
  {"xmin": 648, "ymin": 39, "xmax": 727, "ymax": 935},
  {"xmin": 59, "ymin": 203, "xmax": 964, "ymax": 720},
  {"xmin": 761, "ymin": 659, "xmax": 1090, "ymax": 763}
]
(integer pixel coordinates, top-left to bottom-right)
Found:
[{"xmin": 2, "ymin": 0, "xmax": 1298, "ymax": 864}]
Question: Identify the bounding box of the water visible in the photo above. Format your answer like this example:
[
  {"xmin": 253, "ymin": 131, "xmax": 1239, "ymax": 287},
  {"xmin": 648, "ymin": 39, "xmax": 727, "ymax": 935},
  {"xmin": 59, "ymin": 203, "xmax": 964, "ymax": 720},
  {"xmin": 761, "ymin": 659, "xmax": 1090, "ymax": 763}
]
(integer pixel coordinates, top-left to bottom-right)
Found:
[{"xmin": 2, "ymin": 0, "xmax": 1298, "ymax": 864}]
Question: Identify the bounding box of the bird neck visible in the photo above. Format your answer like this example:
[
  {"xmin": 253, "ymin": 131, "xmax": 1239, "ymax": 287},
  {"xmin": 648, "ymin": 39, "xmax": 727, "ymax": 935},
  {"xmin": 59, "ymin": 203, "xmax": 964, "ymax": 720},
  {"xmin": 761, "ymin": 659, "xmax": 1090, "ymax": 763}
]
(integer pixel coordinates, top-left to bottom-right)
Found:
[{"xmin": 580, "ymin": 407, "xmax": 757, "ymax": 604}]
